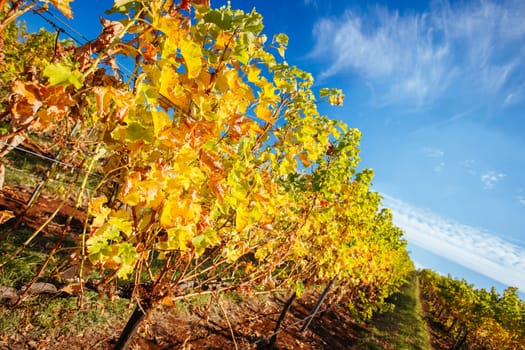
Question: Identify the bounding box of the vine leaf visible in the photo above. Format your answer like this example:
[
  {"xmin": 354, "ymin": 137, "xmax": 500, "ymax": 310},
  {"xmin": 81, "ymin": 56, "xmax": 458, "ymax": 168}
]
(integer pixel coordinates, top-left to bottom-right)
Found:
[
  {"xmin": 43, "ymin": 63, "xmax": 83, "ymax": 89},
  {"xmin": 44, "ymin": 0, "xmax": 74, "ymax": 18},
  {"xmin": 179, "ymin": 38, "xmax": 202, "ymax": 79}
]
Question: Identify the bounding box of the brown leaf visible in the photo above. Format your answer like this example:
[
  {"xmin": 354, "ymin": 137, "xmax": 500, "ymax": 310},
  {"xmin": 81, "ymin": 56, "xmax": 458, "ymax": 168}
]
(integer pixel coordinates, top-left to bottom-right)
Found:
[
  {"xmin": 178, "ymin": 0, "xmax": 191, "ymax": 11},
  {"xmin": 10, "ymin": 81, "xmax": 44, "ymax": 124},
  {"xmin": 142, "ymin": 43, "xmax": 158, "ymax": 62},
  {"xmin": 100, "ymin": 17, "xmax": 125, "ymax": 37},
  {"xmin": 209, "ymin": 175, "xmax": 225, "ymax": 202},
  {"xmin": 59, "ymin": 283, "xmax": 83, "ymax": 296},
  {"xmin": 74, "ymin": 43, "xmax": 94, "ymax": 71},
  {"xmin": 200, "ymin": 150, "xmax": 223, "ymax": 172}
]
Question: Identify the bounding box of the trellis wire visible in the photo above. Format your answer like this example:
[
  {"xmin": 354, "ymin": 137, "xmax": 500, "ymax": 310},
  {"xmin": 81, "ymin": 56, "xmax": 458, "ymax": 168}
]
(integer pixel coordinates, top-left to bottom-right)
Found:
[
  {"xmin": 33, "ymin": 9, "xmax": 91, "ymax": 44},
  {"xmin": 29, "ymin": 9, "xmax": 137, "ymax": 81},
  {"xmin": 0, "ymin": 140, "xmax": 103, "ymax": 179}
]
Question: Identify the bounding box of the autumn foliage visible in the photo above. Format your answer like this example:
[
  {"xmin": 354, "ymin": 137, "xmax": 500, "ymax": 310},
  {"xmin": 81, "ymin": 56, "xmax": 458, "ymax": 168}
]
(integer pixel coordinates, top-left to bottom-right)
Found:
[
  {"xmin": 419, "ymin": 269, "xmax": 525, "ymax": 349},
  {"xmin": 1, "ymin": 0, "xmax": 413, "ymax": 345}
]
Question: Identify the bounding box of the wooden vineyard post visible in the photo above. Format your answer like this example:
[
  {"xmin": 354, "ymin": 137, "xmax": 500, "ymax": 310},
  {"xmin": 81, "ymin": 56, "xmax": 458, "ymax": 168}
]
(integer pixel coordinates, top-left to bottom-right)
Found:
[
  {"xmin": 268, "ymin": 292, "xmax": 297, "ymax": 349},
  {"xmin": 300, "ymin": 277, "xmax": 336, "ymax": 333},
  {"xmin": 113, "ymin": 300, "xmax": 152, "ymax": 350}
]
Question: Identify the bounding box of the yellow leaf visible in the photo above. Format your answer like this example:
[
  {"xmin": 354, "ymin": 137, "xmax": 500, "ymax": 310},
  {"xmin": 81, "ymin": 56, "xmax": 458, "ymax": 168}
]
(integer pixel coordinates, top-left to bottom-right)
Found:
[
  {"xmin": 329, "ymin": 93, "xmax": 344, "ymax": 106},
  {"xmin": 160, "ymin": 197, "xmax": 183, "ymax": 228},
  {"xmin": 158, "ymin": 16, "xmax": 183, "ymax": 42},
  {"xmin": 260, "ymin": 80, "xmax": 279, "ymax": 102},
  {"xmin": 277, "ymin": 46, "xmax": 285, "ymax": 58},
  {"xmin": 48, "ymin": 0, "xmax": 73, "ymax": 18},
  {"xmin": 235, "ymin": 202, "xmax": 251, "ymax": 231},
  {"xmin": 151, "ymin": 109, "xmax": 172, "ymax": 137},
  {"xmin": 89, "ymin": 195, "xmax": 110, "ymax": 227},
  {"xmin": 140, "ymin": 179, "xmax": 165, "ymax": 209},
  {"xmin": 166, "ymin": 225, "xmax": 194, "ymax": 251},
  {"xmin": 179, "ymin": 38, "xmax": 202, "ymax": 79},
  {"xmin": 225, "ymin": 69, "xmax": 238, "ymax": 91},
  {"xmin": 120, "ymin": 173, "xmax": 141, "ymax": 206},
  {"xmin": 224, "ymin": 243, "xmax": 244, "ymax": 262},
  {"xmin": 247, "ymin": 66, "xmax": 261, "ymax": 83},
  {"xmin": 162, "ymin": 296, "xmax": 175, "ymax": 306},
  {"xmin": 278, "ymin": 156, "xmax": 295, "ymax": 176},
  {"xmin": 159, "ymin": 67, "xmax": 189, "ymax": 110},
  {"xmin": 107, "ymin": 210, "xmax": 133, "ymax": 236},
  {"xmin": 161, "ymin": 35, "xmax": 180, "ymax": 60},
  {"xmin": 161, "ymin": 196, "xmax": 201, "ymax": 228},
  {"xmin": 254, "ymin": 104, "xmax": 274, "ymax": 123},
  {"xmin": 297, "ymin": 152, "xmax": 311, "ymax": 167},
  {"xmin": 174, "ymin": 144, "xmax": 199, "ymax": 166},
  {"xmin": 215, "ymin": 31, "xmax": 233, "ymax": 50}
]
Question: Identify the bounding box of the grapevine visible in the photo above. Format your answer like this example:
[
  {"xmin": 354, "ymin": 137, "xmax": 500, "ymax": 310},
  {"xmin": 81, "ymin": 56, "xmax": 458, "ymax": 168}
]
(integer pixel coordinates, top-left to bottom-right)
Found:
[{"xmin": 0, "ymin": 1, "xmax": 414, "ymax": 347}]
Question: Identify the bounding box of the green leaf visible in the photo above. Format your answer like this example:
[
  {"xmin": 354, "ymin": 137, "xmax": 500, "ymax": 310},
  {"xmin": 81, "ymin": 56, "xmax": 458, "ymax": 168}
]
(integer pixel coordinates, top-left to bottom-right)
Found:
[
  {"xmin": 192, "ymin": 228, "xmax": 219, "ymax": 255},
  {"xmin": 43, "ymin": 63, "xmax": 83, "ymax": 89},
  {"xmin": 233, "ymin": 43, "xmax": 249, "ymax": 65},
  {"xmin": 111, "ymin": 122, "xmax": 153, "ymax": 143},
  {"xmin": 87, "ymin": 235, "xmax": 112, "ymax": 262},
  {"xmin": 294, "ymin": 280, "xmax": 305, "ymax": 297},
  {"xmin": 204, "ymin": 10, "xmax": 223, "ymax": 27},
  {"xmin": 319, "ymin": 88, "xmax": 330, "ymax": 98},
  {"xmin": 204, "ymin": 9, "xmax": 231, "ymax": 30},
  {"xmin": 245, "ymin": 11, "xmax": 263, "ymax": 33},
  {"xmin": 274, "ymin": 33, "xmax": 288, "ymax": 46}
]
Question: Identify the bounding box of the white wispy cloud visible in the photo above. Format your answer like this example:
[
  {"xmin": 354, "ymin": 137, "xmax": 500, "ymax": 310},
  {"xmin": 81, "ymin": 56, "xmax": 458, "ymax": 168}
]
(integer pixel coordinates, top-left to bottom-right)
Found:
[
  {"xmin": 516, "ymin": 189, "xmax": 525, "ymax": 205},
  {"xmin": 382, "ymin": 194, "xmax": 525, "ymax": 292},
  {"xmin": 421, "ymin": 147, "xmax": 445, "ymax": 172},
  {"xmin": 460, "ymin": 159, "xmax": 477, "ymax": 175},
  {"xmin": 309, "ymin": 0, "xmax": 525, "ymax": 107},
  {"xmin": 421, "ymin": 147, "xmax": 444, "ymax": 158},
  {"xmin": 480, "ymin": 171, "xmax": 506, "ymax": 189},
  {"xmin": 433, "ymin": 161, "xmax": 445, "ymax": 173}
]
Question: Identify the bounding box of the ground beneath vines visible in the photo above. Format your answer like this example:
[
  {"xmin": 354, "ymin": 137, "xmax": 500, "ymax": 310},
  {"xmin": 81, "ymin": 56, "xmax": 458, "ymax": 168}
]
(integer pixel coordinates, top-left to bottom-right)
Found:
[{"xmin": 0, "ymin": 184, "xmax": 442, "ymax": 349}]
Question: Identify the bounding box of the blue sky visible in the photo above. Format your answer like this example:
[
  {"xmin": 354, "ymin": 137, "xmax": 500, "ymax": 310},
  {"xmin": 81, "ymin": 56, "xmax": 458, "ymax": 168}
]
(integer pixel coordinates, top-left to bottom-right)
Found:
[{"xmin": 26, "ymin": 0, "xmax": 525, "ymax": 296}]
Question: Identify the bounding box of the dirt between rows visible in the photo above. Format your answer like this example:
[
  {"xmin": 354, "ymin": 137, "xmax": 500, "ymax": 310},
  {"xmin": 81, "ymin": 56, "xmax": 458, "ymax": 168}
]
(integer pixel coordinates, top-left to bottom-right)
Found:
[{"xmin": 122, "ymin": 294, "xmax": 371, "ymax": 350}]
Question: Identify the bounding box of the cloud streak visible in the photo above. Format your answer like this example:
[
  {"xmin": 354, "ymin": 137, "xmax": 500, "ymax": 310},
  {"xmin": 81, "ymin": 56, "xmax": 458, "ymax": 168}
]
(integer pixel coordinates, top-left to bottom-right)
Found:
[
  {"xmin": 382, "ymin": 194, "xmax": 525, "ymax": 293},
  {"xmin": 309, "ymin": 0, "xmax": 525, "ymax": 107},
  {"xmin": 420, "ymin": 147, "xmax": 445, "ymax": 172},
  {"xmin": 421, "ymin": 147, "xmax": 444, "ymax": 158},
  {"xmin": 480, "ymin": 171, "xmax": 506, "ymax": 189}
]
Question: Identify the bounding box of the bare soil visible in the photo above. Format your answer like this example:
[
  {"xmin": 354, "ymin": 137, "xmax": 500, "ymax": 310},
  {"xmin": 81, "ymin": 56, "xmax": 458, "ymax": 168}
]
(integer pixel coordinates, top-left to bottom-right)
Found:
[
  {"xmin": 120, "ymin": 293, "xmax": 371, "ymax": 350},
  {"xmin": 0, "ymin": 185, "xmax": 85, "ymax": 236}
]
